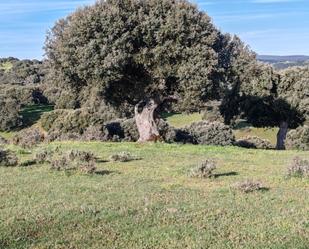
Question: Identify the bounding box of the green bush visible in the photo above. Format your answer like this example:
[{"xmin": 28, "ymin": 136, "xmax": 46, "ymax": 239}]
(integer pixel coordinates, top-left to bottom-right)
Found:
[
  {"xmin": 0, "ymin": 97, "xmax": 23, "ymax": 131},
  {"xmin": 235, "ymin": 136, "xmax": 273, "ymax": 150},
  {"xmin": 187, "ymin": 121, "xmax": 235, "ymax": 146},
  {"xmin": 285, "ymin": 126, "xmax": 309, "ymax": 151}
]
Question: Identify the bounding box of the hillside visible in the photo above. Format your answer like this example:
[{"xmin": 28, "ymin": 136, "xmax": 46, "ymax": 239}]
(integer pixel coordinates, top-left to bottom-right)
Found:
[{"xmin": 258, "ymin": 55, "xmax": 309, "ymax": 69}]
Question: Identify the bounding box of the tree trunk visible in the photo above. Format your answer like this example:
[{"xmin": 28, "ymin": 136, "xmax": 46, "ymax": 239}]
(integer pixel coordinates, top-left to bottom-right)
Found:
[
  {"xmin": 134, "ymin": 98, "xmax": 161, "ymax": 142},
  {"xmin": 276, "ymin": 121, "xmax": 288, "ymax": 150}
]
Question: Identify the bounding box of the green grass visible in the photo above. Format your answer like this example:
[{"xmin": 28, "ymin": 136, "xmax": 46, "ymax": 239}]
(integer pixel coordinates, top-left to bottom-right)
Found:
[
  {"xmin": 234, "ymin": 127, "xmax": 279, "ymax": 146},
  {"xmin": 163, "ymin": 112, "xmax": 203, "ymax": 128},
  {"xmin": 0, "ymin": 61, "xmax": 13, "ymax": 72},
  {"xmin": 20, "ymin": 104, "xmax": 54, "ymax": 127},
  {"xmin": 0, "ymin": 142, "xmax": 308, "ymax": 248},
  {"xmin": 164, "ymin": 113, "xmax": 278, "ymax": 145}
]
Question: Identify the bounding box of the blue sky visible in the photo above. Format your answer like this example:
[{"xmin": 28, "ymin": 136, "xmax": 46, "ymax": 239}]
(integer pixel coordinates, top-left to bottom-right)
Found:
[{"xmin": 0, "ymin": 0, "xmax": 308, "ymax": 59}]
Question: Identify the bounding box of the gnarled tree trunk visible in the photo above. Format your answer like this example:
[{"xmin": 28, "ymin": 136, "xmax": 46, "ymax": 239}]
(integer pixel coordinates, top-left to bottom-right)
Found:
[
  {"xmin": 135, "ymin": 98, "xmax": 161, "ymax": 142},
  {"xmin": 276, "ymin": 121, "xmax": 288, "ymax": 150}
]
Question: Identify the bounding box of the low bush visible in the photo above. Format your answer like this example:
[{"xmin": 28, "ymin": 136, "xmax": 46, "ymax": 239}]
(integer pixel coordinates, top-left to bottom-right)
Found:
[
  {"xmin": 50, "ymin": 150, "xmax": 97, "ymax": 174},
  {"xmin": 0, "ymin": 148, "xmax": 18, "ymax": 166},
  {"xmin": 109, "ymin": 152, "xmax": 139, "ymax": 162},
  {"xmin": 285, "ymin": 126, "xmax": 309, "ymax": 151},
  {"xmin": 11, "ymin": 127, "xmax": 45, "ymax": 148},
  {"xmin": 287, "ymin": 157, "xmax": 309, "ymax": 178},
  {"xmin": 40, "ymin": 107, "xmax": 118, "ymax": 134},
  {"xmin": 34, "ymin": 149, "xmax": 54, "ymax": 164},
  {"xmin": 235, "ymin": 136, "xmax": 273, "ymax": 149},
  {"xmin": 82, "ymin": 126, "xmax": 105, "ymax": 141},
  {"xmin": 187, "ymin": 121, "xmax": 235, "ymax": 146},
  {"xmin": 0, "ymin": 136, "xmax": 7, "ymax": 144},
  {"xmin": 232, "ymin": 180, "xmax": 265, "ymax": 193},
  {"xmin": 189, "ymin": 159, "xmax": 217, "ymax": 178}
]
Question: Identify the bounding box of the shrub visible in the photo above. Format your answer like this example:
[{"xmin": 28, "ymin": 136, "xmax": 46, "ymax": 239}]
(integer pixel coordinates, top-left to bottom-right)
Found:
[
  {"xmin": 0, "ymin": 97, "xmax": 23, "ymax": 131},
  {"xmin": 0, "ymin": 136, "xmax": 7, "ymax": 144},
  {"xmin": 285, "ymin": 126, "xmax": 309, "ymax": 151},
  {"xmin": 82, "ymin": 126, "xmax": 105, "ymax": 141},
  {"xmin": 109, "ymin": 152, "xmax": 138, "ymax": 162},
  {"xmin": 50, "ymin": 150, "xmax": 97, "ymax": 174},
  {"xmin": 40, "ymin": 108, "xmax": 118, "ymax": 135},
  {"xmin": 189, "ymin": 159, "xmax": 217, "ymax": 178},
  {"xmin": 232, "ymin": 180, "xmax": 265, "ymax": 193},
  {"xmin": 235, "ymin": 136, "xmax": 273, "ymax": 149},
  {"xmin": 11, "ymin": 127, "xmax": 45, "ymax": 148},
  {"xmin": 187, "ymin": 121, "xmax": 235, "ymax": 146},
  {"xmin": 287, "ymin": 157, "xmax": 309, "ymax": 178},
  {"xmin": 0, "ymin": 148, "xmax": 18, "ymax": 166},
  {"xmin": 34, "ymin": 149, "xmax": 53, "ymax": 164}
]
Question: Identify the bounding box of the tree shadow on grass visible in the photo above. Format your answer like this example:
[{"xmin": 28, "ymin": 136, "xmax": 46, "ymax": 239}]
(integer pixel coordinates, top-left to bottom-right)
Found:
[
  {"xmin": 214, "ymin": 171, "xmax": 238, "ymax": 178},
  {"xmin": 95, "ymin": 170, "xmax": 119, "ymax": 176}
]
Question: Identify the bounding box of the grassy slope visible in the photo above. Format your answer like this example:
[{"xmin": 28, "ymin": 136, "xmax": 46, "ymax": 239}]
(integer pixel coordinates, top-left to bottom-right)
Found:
[{"xmin": 0, "ymin": 142, "xmax": 308, "ymax": 249}]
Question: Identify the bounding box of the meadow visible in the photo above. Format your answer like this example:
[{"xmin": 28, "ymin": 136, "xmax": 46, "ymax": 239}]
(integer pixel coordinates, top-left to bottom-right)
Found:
[
  {"xmin": 1, "ymin": 106, "xmax": 308, "ymax": 248},
  {"xmin": 1, "ymin": 142, "xmax": 308, "ymax": 248}
]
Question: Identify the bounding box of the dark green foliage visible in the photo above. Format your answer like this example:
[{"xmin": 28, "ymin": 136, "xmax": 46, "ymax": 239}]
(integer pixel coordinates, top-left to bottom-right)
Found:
[
  {"xmin": 45, "ymin": 0, "xmax": 229, "ymax": 113},
  {"xmin": 285, "ymin": 126, "xmax": 309, "ymax": 151},
  {"xmin": 0, "ymin": 148, "xmax": 18, "ymax": 167},
  {"xmin": 0, "ymin": 97, "xmax": 23, "ymax": 131},
  {"xmin": 11, "ymin": 128, "xmax": 45, "ymax": 148},
  {"xmin": 41, "ymin": 108, "xmax": 118, "ymax": 134},
  {"xmin": 278, "ymin": 67, "xmax": 309, "ymax": 124},
  {"xmin": 0, "ymin": 58, "xmax": 45, "ymax": 85},
  {"xmin": 189, "ymin": 159, "xmax": 217, "ymax": 178},
  {"xmin": 287, "ymin": 157, "xmax": 309, "ymax": 178},
  {"xmin": 187, "ymin": 121, "xmax": 235, "ymax": 146},
  {"xmin": 236, "ymin": 136, "xmax": 273, "ymax": 150},
  {"xmin": 233, "ymin": 180, "xmax": 265, "ymax": 193}
]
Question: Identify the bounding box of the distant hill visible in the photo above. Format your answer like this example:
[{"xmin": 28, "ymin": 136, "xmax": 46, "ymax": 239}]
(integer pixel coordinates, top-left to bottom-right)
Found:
[{"xmin": 257, "ymin": 55, "xmax": 309, "ymax": 70}]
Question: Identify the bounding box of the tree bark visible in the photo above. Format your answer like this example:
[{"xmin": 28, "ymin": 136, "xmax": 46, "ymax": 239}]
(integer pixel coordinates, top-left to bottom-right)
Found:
[
  {"xmin": 276, "ymin": 121, "xmax": 288, "ymax": 150},
  {"xmin": 135, "ymin": 98, "xmax": 161, "ymax": 142}
]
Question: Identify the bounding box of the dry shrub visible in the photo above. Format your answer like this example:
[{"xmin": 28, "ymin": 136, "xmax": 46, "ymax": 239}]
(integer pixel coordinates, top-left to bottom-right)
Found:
[
  {"xmin": 0, "ymin": 136, "xmax": 7, "ymax": 145},
  {"xmin": 50, "ymin": 150, "xmax": 97, "ymax": 174},
  {"xmin": 287, "ymin": 157, "xmax": 309, "ymax": 178},
  {"xmin": 34, "ymin": 149, "xmax": 54, "ymax": 164},
  {"xmin": 0, "ymin": 147, "xmax": 18, "ymax": 167},
  {"xmin": 235, "ymin": 136, "xmax": 273, "ymax": 150},
  {"xmin": 109, "ymin": 151, "xmax": 139, "ymax": 162},
  {"xmin": 189, "ymin": 159, "xmax": 217, "ymax": 178},
  {"xmin": 233, "ymin": 180, "xmax": 264, "ymax": 193},
  {"xmin": 11, "ymin": 127, "xmax": 45, "ymax": 148}
]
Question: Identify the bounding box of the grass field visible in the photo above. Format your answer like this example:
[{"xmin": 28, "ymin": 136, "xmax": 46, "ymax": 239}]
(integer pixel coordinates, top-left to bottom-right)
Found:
[
  {"xmin": 0, "ymin": 142, "xmax": 308, "ymax": 249},
  {"xmin": 164, "ymin": 112, "xmax": 278, "ymax": 146}
]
